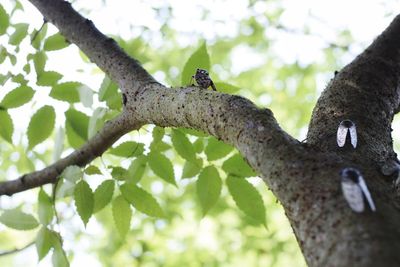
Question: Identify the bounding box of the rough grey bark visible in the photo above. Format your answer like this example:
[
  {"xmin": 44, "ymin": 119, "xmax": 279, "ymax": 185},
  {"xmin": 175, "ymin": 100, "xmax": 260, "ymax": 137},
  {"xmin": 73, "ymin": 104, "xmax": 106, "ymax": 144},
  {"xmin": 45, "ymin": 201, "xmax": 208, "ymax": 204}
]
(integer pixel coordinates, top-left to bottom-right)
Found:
[
  {"xmin": 1, "ymin": 0, "xmax": 400, "ymax": 266},
  {"xmin": 308, "ymin": 15, "xmax": 400, "ymax": 166}
]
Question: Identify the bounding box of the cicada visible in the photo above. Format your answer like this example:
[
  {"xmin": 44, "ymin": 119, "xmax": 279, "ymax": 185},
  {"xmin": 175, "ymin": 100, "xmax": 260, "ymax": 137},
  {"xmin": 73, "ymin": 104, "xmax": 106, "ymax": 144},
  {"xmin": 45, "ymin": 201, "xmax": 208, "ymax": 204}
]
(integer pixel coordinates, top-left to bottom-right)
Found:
[
  {"xmin": 340, "ymin": 167, "xmax": 376, "ymax": 213},
  {"xmin": 337, "ymin": 119, "xmax": 357, "ymax": 148},
  {"xmin": 191, "ymin": 68, "xmax": 217, "ymax": 91}
]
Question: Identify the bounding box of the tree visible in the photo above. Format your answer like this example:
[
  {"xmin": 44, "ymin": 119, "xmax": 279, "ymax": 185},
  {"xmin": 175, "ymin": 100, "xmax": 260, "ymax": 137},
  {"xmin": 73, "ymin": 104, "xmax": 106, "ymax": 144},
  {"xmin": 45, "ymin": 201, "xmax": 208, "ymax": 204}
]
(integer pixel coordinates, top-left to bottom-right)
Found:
[{"xmin": 0, "ymin": 0, "xmax": 399, "ymax": 266}]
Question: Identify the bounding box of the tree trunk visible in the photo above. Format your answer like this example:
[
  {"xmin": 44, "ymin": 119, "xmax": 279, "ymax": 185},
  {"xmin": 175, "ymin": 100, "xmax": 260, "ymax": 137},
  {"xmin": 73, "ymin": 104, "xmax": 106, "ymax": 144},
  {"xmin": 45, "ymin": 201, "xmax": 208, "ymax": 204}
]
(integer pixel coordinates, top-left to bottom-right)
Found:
[{"xmin": 2, "ymin": 0, "xmax": 400, "ymax": 265}]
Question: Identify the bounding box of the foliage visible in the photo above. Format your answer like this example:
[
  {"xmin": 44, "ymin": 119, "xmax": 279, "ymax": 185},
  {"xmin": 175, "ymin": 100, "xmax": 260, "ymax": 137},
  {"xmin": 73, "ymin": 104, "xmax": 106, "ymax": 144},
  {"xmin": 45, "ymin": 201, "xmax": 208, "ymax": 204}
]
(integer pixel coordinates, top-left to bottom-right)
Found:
[{"xmin": 0, "ymin": 0, "xmax": 366, "ymax": 266}]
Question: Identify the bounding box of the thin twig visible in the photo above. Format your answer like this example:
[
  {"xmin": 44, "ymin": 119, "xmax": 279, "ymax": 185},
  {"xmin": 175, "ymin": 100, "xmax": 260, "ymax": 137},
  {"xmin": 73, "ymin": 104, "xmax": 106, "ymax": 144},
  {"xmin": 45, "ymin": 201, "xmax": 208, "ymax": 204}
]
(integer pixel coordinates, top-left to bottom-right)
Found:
[
  {"xmin": 0, "ymin": 241, "xmax": 35, "ymax": 257},
  {"xmin": 31, "ymin": 18, "xmax": 47, "ymax": 44},
  {"xmin": 52, "ymin": 182, "xmax": 61, "ymax": 227}
]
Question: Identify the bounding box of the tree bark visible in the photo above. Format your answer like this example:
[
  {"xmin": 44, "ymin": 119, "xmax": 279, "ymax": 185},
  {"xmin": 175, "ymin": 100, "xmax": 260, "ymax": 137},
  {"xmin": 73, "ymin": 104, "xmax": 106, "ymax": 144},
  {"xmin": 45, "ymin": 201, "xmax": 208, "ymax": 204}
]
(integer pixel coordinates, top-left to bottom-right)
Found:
[{"xmin": 2, "ymin": 0, "xmax": 400, "ymax": 265}]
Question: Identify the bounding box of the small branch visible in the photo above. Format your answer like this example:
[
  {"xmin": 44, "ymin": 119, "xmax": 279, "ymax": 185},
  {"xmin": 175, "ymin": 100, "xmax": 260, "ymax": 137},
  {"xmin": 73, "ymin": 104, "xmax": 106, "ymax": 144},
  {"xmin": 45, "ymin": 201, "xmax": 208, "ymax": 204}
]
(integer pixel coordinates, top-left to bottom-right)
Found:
[
  {"xmin": 52, "ymin": 181, "xmax": 61, "ymax": 226},
  {"xmin": 0, "ymin": 240, "xmax": 35, "ymax": 257},
  {"xmin": 0, "ymin": 114, "xmax": 139, "ymax": 196},
  {"xmin": 30, "ymin": 18, "xmax": 47, "ymax": 44}
]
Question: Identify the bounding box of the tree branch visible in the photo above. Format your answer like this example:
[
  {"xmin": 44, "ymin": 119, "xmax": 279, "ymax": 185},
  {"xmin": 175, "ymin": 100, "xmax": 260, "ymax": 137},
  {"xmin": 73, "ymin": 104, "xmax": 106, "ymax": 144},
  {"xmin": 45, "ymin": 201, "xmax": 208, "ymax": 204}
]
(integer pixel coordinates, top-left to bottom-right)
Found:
[
  {"xmin": 307, "ymin": 15, "xmax": 400, "ymax": 166},
  {"xmin": 126, "ymin": 84, "xmax": 304, "ymax": 180},
  {"xmin": 0, "ymin": 240, "xmax": 35, "ymax": 257},
  {"xmin": 26, "ymin": 0, "xmax": 303, "ymax": 167},
  {"xmin": 0, "ymin": 114, "xmax": 137, "ymax": 196},
  {"xmin": 0, "ymin": 0, "xmax": 309, "ymax": 198},
  {"xmin": 28, "ymin": 0, "xmax": 157, "ymax": 92}
]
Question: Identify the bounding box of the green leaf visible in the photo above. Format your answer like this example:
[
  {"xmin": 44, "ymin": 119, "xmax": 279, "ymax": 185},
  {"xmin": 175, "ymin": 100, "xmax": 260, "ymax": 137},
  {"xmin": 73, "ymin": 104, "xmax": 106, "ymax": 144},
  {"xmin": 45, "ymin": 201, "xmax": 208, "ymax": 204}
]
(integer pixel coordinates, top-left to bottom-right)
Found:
[
  {"xmin": 52, "ymin": 244, "xmax": 69, "ymax": 267},
  {"xmin": 150, "ymin": 126, "xmax": 165, "ymax": 151},
  {"xmin": 112, "ymin": 195, "xmax": 132, "ymax": 239},
  {"xmin": 61, "ymin": 165, "xmax": 82, "ymax": 183},
  {"xmin": 51, "ymin": 232, "xmax": 69, "ymax": 267},
  {"xmin": 65, "ymin": 122, "xmax": 85, "ymax": 149},
  {"xmin": 120, "ymin": 183, "xmax": 164, "ymax": 217},
  {"xmin": 181, "ymin": 158, "xmax": 202, "ymax": 179},
  {"xmin": 78, "ymin": 84, "xmax": 93, "ymax": 108},
  {"xmin": 11, "ymin": 74, "xmax": 27, "ymax": 84},
  {"xmin": 0, "ymin": 48, "xmax": 7, "ymax": 65},
  {"xmin": 38, "ymin": 188, "xmax": 54, "ymax": 225},
  {"xmin": 12, "ymin": 1, "xmax": 23, "ymax": 12},
  {"xmin": 179, "ymin": 128, "xmax": 208, "ymax": 137},
  {"xmin": 150, "ymin": 140, "xmax": 170, "ymax": 152},
  {"xmin": 33, "ymin": 51, "xmax": 47, "ymax": 75},
  {"xmin": 65, "ymin": 109, "xmax": 89, "ymax": 141},
  {"xmin": 98, "ymin": 75, "xmax": 121, "ymax": 110},
  {"xmin": 0, "ymin": 72, "xmax": 11, "ymax": 85},
  {"xmin": 31, "ymin": 23, "xmax": 48, "ymax": 50},
  {"xmin": 52, "ymin": 127, "xmax": 64, "ymax": 161},
  {"xmin": 9, "ymin": 54, "xmax": 16, "ymax": 66},
  {"xmin": 148, "ymin": 152, "xmax": 176, "ymax": 186},
  {"xmin": 74, "ymin": 180, "xmax": 93, "ymax": 226},
  {"xmin": 0, "ymin": 209, "xmax": 39, "ymax": 230},
  {"xmin": 37, "ymin": 71, "xmax": 62, "ymax": 86},
  {"xmin": 226, "ymin": 176, "xmax": 266, "ymax": 226},
  {"xmin": 213, "ymin": 82, "xmax": 240, "ymax": 94},
  {"xmin": 44, "ymin": 33, "xmax": 69, "ymax": 51},
  {"xmin": 88, "ymin": 107, "xmax": 107, "ymax": 138},
  {"xmin": 50, "ymin": 82, "xmax": 81, "ymax": 103},
  {"xmin": 108, "ymin": 141, "xmax": 144, "ymax": 157},
  {"xmin": 205, "ymin": 137, "xmax": 234, "ymax": 161},
  {"xmin": 85, "ymin": 165, "xmax": 101, "ymax": 175},
  {"xmin": 0, "ymin": 110, "xmax": 13, "ymax": 143},
  {"xmin": 181, "ymin": 42, "xmax": 210, "ymax": 85},
  {"xmin": 55, "ymin": 179, "xmax": 76, "ymax": 199},
  {"xmin": 36, "ymin": 227, "xmax": 53, "ymax": 261},
  {"xmin": 150, "ymin": 126, "xmax": 165, "ymax": 152},
  {"xmin": 0, "ymin": 85, "xmax": 34, "ymax": 109},
  {"xmin": 197, "ymin": 166, "xmax": 222, "ymax": 216},
  {"xmin": 118, "ymin": 37, "xmax": 149, "ymax": 63},
  {"xmin": 127, "ymin": 155, "xmax": 147, "ymax": 184},
  {"xmin": 17, "ymin": 151, "xmax": 35, "ymax": 173},
  {"xmin": 79, "ymin": 50, "xmax": 89, "ymax": 62},
  {"xmin": 27, "ymin": 105, "xmax": 55, "ymax": 149},
  {"xmin": 23, "ymin": 63, "xmax": 30, "ymax": 74},
  {"xmin": 193, "ymin": 138, "xmax": 204, "ymax": 153},
  {"xmin": 171, "ymin": 129, "xmax": 196, "ymax": 162},
  {"xmin": 103, "ymin": 110, "xmax": 119, "ymax": 121},
  {"xmin": 222, "ymin": 154, "xmax": 256, "ymax": 177},
  {"xmin": 9, "ymin": 23, "xmax": 28, "ymax": 46},
  {"xmin": 0, "ymin": 4, "xmax": 9, "ymax": 35},
  {"xmin": 110, "ymin": 166, "xmax": 128, "ymax": 181},
  {"xmin": 93, "ymin": 180, "xmax": 115, "ymax": 213},
  {"xmin": 152, "ymin": 126, "xmax": 164, "ymax": 143}
]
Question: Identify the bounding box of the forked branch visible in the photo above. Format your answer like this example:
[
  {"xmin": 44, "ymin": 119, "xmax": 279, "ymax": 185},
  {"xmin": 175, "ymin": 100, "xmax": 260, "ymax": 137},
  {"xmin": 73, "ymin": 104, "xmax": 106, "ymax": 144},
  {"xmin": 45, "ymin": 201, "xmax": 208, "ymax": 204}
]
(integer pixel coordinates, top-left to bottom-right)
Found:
[{"xmin": 0, "ymin": 0, "xmax": 302, "ymax": 196}]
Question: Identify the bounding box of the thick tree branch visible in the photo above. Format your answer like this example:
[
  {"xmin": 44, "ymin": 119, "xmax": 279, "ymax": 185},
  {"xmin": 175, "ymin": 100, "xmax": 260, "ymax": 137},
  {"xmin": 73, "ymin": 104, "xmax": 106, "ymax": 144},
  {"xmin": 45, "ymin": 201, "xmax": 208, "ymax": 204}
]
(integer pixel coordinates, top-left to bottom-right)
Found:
[
  {"xmin": 0, "ymin": 0, "xmax": 304, "ymax": 197},
  {"xmin": 127, "ymin": 83, "xmax": 308, "ymax": 184},
  {"xmin": 301, "ymin": 14, "xmax": 400, "ymax": 266},
  {"xmin": 307, "ymin": 15, "xmax": 400, "ymax": 166}
]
